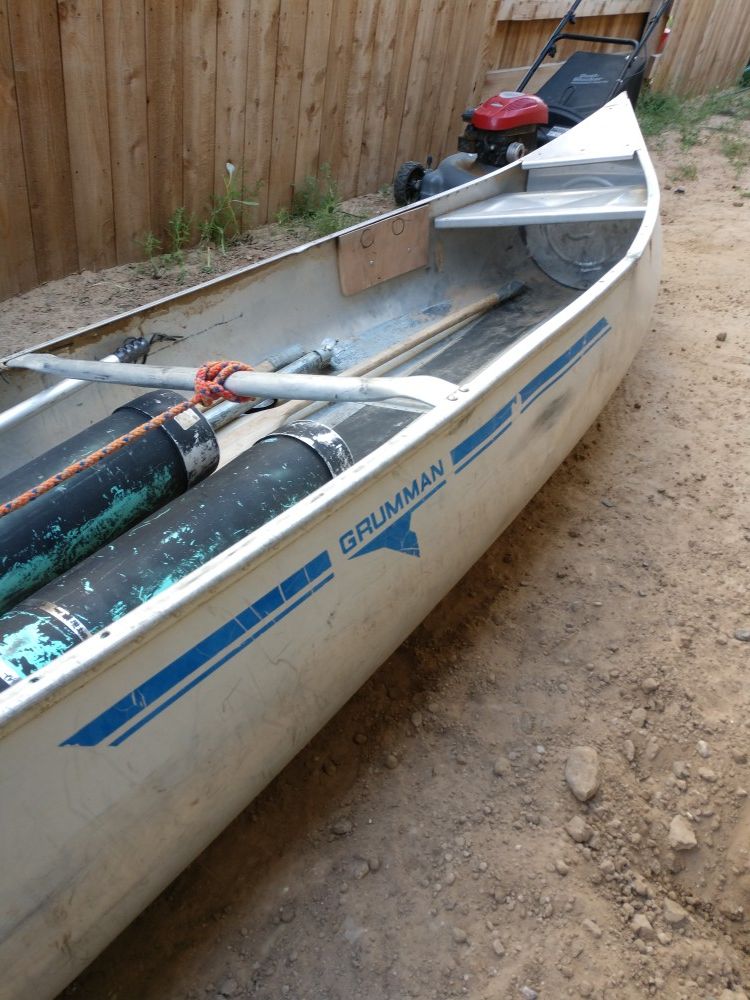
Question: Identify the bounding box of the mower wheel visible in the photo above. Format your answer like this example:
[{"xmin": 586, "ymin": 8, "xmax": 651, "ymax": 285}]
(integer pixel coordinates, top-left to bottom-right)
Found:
[{"xmin": 393, "ymin": 161, "xmax": 426, "ymax": 206}]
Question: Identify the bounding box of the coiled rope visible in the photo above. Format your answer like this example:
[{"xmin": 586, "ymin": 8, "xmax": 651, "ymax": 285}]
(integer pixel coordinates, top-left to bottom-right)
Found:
[{"xmin": 0, "ymin": 360, "xmax": 253, "ymax": 519}]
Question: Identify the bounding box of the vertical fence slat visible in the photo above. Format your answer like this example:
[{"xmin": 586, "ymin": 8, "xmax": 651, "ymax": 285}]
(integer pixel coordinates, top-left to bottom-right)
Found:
[
  {"xmin": 145, "ymin": 2, "xmax": 183, "ymax": 237},
  {"xmin": 7, "ymin": 0, "xmax": 77, "ymax": 284},
  {"xmin": 357, "ymin": 0, "xmax": 401, "ymax": 193},
  {"xmin": 337, "ymin": 0, "xmax": 380, "ymax": 199},
  {"xmin": 59, "ymin": 0, "xmax": 116, "ymax": 272},
  {"xmin": 0, "ymin": 0, "xmax": 36, "ymax": 297},
  {"xmin": 103, "ymin": 0, "xmax": 150, "ymax": 263},
  {"xmin": 378, "ymin": 0, "xmax": 421, "ymax": 182},
  {"xmin": 214, "ymin": 0, "xmax": 250, "ymax": 201},
  {"xmin": 267, "ymin": 0, "xmax": 308, "ymax": 216},
  {"xmin": 293, "ymin": 0, "xmax": 334, "ymax": 191},
  {"xmin": 394, "ymin": 0, "xmax": 441, "ymax": 169},
  {"xmin": 244, "ymin": 0, "xmax": 281, "ymax": 224},
  {"xmin": 183, "ymin": 0, "xmax": 218, "ymax": 231},
  {"xmin": 318, "ymin": 0, "xmax": 357, "ymax": 184},
  {"xmin": 437, "ymin": 0, "xmax": 480, "ymax": 158}
]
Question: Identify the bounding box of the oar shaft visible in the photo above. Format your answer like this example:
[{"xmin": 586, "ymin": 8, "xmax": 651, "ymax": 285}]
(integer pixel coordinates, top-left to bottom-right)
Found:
[{"xmin": 8, "ymin": 354, "xmax": 452, "ymax": 406}]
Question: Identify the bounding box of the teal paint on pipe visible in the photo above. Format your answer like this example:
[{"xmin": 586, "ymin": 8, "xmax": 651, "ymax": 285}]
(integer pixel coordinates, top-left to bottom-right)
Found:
[{"xmin": 0, "ymin": 391, "xmax": 219, "ymax": 615}]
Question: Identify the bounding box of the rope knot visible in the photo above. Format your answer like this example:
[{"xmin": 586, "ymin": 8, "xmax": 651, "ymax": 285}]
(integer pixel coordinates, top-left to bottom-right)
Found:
[{"xmin": 193, "ymin": 360, "xmax": 255, "ymax": 407}]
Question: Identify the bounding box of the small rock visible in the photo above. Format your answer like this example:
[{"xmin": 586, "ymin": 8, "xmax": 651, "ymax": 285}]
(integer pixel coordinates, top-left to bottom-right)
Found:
[
  {"xmin": 492, "ymin": 938, "xmax": 505, "ymax": 957},
  {"xmin": 731, "ymin": 749, "xmax": 748, "ymax": 765},
  {"xmin": 663, "ymin": 898, "xmax": 688, "ymax": 926},
  {"xmin": 698, "ymin": 767, "xmax": 717, "ymax": 782},
  {"xmin": 641, "ymin": 677, "xmax": 660, "ymax": 693},
  {"xmin": 452, "ymin": 927, "xmax": 468, "ymax": 944},
  {"xmin": 279, "ymin": 905, "xmax": 296, "ymax": 923},
  {"xmin": 520, "ymin": 988, "xmax": 538, "ymax": 1000},
  {"xmin": 623, "ymin": 739, "xmax": 636, "ymax": 763},
  {"xmin": 674, "ymin": 186, "xmax": 686, "ymax": 194},
  {"xmin": 565, "ymin": 815, "xmax": 593, "ymax": 844},
  {"xmin": 657, "ymin": 930, "xmax": 672, "ymax": 946},
  {"xmin": 734, "ymin": 628, "xmax": 750, "ymax": 642},
  {"xmin": 697, "ymin": 740, "xmax": 711, "ymax": 758},
  {"xmin": 384, "ymin": 752, "xmax": 399, "ymax": 769},
  {"xmin": 582, "ymin": 918, "xmax": 602, "ymax": 938},
  {"xmin": 631, "ymin": 875, "xmax": 650, "ymax": 897},
  {"xmin": 565, "ymin": 746, "xmax": 600, "ymax": 802},
  {"xmin": 601, "ymin": 497, "xmax": 616, "ymax": 508},
  {"xmin": 332, "ymin": 818, "xmax": 353, "ymax": 836},
  {"xmin": 411, "ymin": 711, "xmax": 423, "ymax": 728},
  {"xmin": 672, "ymin": 760, "xmax": 690, "ymax": 779},
  {"xmin": 555, "ymin": 859, "xmax": 570, "ymax": 876},
  {"xmin": 367, "ymin": 856, "xmax": 381, "ymax": 873},
  {"xmin": 716, "ymin": 331, "xmax": 727, "ymax": 342},
  {"xmin": 217, "ymin": 980, "xmax": 239, "ymax": 998},
  {"xmin": 351, "ymin": 860, "xmax": 369, "ymax": 880},
  {"xmin": 630, "ymin": 707, "xmax": 647, "ymax": 728},
  {"xmin": 668, "ymin": 815, "xmax": 697, "ymax": 851},
  {"xmin": 353, "ymin": 732, "xmax": 367, "ymax": 745},
  {"xmin": 493, "ymin": 757, "xmax": 512, "ymax": 777},
  {"xmin": 631, "ymin": 914, "xmax": 655, "ymax": 940}
]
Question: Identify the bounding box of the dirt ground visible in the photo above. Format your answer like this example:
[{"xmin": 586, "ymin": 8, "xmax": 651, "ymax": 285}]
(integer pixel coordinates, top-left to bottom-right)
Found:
[{"xmin": 2, "ymin": 118, "xmax": 749, "ymax": 1000}]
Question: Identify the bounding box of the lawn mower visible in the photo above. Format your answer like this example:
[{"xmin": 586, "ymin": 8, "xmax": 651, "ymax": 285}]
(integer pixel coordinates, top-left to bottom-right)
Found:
[{"xmin": 394, "ymin": 0, "xmax": 673, "ymax": 205}]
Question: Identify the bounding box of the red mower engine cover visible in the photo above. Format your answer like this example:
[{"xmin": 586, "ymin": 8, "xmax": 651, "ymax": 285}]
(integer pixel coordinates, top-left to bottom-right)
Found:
[{"xmin": 472, "ymin": 92, "xmax": 548, "ymax": 132}]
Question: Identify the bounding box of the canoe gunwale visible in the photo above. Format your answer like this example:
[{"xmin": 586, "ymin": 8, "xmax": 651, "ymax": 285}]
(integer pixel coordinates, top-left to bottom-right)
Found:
[{"xmin": 0, "ymin": 96, "xmax": 659, "ymax": 739}]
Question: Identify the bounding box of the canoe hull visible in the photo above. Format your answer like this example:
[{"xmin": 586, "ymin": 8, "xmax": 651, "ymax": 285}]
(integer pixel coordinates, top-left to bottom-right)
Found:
[{"xmin": 0, "ymin": 218, "xmax": 660, "ymax": 997}]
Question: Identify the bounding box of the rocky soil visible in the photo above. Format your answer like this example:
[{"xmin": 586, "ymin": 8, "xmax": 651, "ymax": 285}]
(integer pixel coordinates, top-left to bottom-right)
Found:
[{"xmin": 1, "ymin": 117, "xmax": 747, "ymax": 1000}]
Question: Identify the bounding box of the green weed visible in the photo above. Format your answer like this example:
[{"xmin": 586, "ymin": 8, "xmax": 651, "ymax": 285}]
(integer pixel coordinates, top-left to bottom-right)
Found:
[
  {"xmin": 137, "ymin": 231, "xmax": 164, "ymax": 278},
  {"xmin": 200, "ymin": 162, "xmax": 258, "ymax": 256},
  {"xmin": 277, "ymin": 165, "xmax": 360, "ymax": 238}
]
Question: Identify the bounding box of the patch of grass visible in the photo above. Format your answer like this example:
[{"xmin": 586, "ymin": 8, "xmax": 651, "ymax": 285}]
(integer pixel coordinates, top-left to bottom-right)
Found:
[
  {"xmin": 277, "ymin": 164, "xmax": 361, "ymax": 238},
  {"xmin": 668, "ymin": 161, "xmax": 698, "ymax": 182},
  {"xmin": 720, "ymin": 133, "xmax": 750, "ymax": 175},
  {"xmin": 637, "ymin": 91, "xmax": 683, "ymax": 138},
  {"xmin": 637, "ymin": 87, "xmax": 750, "ymax": 149}
]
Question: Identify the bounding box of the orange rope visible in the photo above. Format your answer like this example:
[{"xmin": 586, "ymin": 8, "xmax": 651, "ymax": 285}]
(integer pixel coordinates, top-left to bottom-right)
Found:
[{"xmin": 0, "ymin": 360, "xmax": 253, "ymax": 519}]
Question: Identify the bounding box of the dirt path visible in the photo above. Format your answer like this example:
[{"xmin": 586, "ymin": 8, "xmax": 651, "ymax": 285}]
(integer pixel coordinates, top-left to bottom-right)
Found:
[{"xmin": 2, "ymin": 121, "xmax": 748, "ymax": 1000}]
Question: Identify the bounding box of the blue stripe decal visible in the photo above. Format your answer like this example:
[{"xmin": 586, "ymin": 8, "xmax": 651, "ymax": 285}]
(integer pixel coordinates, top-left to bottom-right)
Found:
[
  {"xmin": 454, "ymin": 421, "xmax": 512, "ymax": 475},
  {"xmin": 520, "ymin": 317, "xmax": 611, "ymax": 413},
  {"xmin": 109, "ymin": 574, "xmax": 334, "ymax": 746},
  {"xmin": 61, "ymin": 552, "xmax": 333, "ymax": 747},
  {"xmin": 450, "ymin": 399, "xmax": 514, "ymax": 469}
]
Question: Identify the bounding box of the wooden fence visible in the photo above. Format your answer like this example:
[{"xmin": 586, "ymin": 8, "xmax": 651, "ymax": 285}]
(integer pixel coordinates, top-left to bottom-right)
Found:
[
  {"xmin": 0, "ymin": 0, "xmax": 500, "ymax": 301},
  {"xmin": 1, "ymin": 0, "xmax": 749, "ymax": 302},
  {"xmin": 651, "ymin": 0, "xmax": 750, "ymax": 96}
]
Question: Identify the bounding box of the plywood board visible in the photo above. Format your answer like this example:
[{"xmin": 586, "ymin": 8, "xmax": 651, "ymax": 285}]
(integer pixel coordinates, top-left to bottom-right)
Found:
[{"xmin": 337, "ymin": 205, "xmax": 430, "ymax": 296}]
